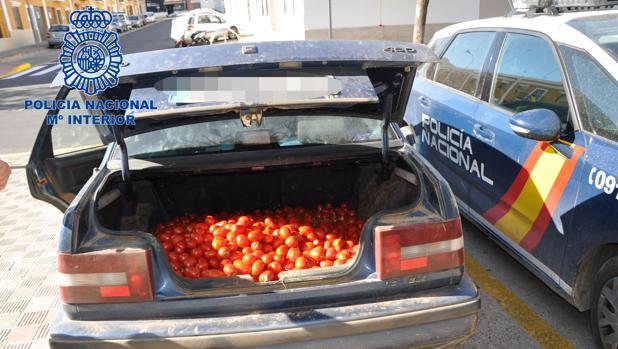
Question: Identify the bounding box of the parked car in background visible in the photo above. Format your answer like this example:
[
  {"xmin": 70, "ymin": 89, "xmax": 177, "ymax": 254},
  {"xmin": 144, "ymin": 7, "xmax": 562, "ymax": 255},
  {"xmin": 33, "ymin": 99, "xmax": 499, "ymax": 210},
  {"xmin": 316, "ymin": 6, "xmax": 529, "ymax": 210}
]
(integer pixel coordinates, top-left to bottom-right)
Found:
[
  {"xmin": 47, "ymin": 24, "xmax": 69, "ymax": 48},
  {"xmin": 113, "ymin": 12, "xmax": 132, "ymax": 30},
  {"xmin": 178, "ymin": 12, "xmax": 239, "ymax": 47},
  {"xmin": 407, "ymin": 2, "xmax": 618, "ymax": 348},
  {"xmin": 110, "ymin": 19, "xmax": 129, "ymax": 33},
  {"xmin": 128, "ymin": 15, "xmax": 144, "ymax": 28},
  {"xmin": 32, "ymin": 40, "xmax": 479, "ymax": 348},
  {"xmin": 170, "ymin": 8, "xmax": 243, "ymax": 44},
  {"xmin": 145, "ymin": 12, "xmax": 156, "ymax": 23}
]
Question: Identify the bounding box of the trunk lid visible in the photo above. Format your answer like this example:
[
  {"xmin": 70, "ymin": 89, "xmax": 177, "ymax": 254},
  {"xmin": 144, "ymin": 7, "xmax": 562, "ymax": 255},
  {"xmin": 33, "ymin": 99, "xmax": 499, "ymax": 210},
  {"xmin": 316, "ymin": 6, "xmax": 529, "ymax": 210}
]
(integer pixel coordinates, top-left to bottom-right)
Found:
[{"xmin": 51, "ymin": 40, "xmax": 437, "ymax": 142}]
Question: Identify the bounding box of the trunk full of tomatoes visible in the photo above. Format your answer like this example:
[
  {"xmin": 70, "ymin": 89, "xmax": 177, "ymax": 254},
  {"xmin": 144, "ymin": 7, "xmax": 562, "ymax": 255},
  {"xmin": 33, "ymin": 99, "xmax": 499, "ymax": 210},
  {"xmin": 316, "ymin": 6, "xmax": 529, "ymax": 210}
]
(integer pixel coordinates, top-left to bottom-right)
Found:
[{"xmin": 155, "ymin": 203, "xmax": 362, "ymax": 282}]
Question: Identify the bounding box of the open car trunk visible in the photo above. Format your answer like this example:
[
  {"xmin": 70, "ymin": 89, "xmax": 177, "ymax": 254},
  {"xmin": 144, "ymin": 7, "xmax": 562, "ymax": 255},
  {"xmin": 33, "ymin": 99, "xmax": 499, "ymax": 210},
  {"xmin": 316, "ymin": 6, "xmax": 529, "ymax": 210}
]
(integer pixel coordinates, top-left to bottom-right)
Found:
[{"xmin": 93, "ymin": 152, "xmax": 420, "ymax": 287}]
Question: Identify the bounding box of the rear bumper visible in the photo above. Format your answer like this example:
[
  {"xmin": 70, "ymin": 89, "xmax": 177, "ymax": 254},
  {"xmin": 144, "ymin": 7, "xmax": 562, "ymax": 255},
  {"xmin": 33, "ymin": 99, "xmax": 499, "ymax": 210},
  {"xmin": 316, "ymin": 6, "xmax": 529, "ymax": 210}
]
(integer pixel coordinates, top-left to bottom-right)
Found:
[{"xmin": 50, "ymin": 274, "xmax": 480, "ymax": 349}]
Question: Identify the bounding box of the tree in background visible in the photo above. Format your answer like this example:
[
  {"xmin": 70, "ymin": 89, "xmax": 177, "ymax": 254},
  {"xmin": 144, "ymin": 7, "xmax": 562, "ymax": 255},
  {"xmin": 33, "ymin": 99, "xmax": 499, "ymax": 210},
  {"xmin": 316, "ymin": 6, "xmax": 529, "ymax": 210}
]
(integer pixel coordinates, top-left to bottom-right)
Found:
[{"xmin": 413, "ymin": 0, "xmax": 429, "ymax": 43}]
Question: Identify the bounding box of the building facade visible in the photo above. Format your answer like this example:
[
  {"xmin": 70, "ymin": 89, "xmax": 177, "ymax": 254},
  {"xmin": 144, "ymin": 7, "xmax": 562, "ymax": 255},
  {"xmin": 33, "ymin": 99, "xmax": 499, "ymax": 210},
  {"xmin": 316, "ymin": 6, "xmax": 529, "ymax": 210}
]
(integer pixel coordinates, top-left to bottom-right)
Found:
[
  {"xmin": 0, "ymin": 0, "xmax": 145, "ymax": 51},
  {"xmin": 222, "ymin": 0, "xmax": 511, "ymax": 42}
]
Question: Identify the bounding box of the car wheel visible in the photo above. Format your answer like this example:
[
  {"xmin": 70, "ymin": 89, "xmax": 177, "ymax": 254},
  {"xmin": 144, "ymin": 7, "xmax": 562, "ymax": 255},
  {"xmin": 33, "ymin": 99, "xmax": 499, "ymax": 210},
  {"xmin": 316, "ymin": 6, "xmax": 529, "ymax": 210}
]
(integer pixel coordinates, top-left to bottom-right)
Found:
[
  {"xmin": 591, "ymin": 257, "xmax": 618, "ymax": 349},
  {"xmin": 229, "ymin": 27, "xmax": 238, "ymax": 40}
]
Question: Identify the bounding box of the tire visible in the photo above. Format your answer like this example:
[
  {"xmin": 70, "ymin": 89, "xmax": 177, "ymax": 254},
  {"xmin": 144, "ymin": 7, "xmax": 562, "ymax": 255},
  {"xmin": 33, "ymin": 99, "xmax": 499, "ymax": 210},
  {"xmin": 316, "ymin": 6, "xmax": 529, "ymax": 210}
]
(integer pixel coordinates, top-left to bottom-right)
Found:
[
  {"xmin": 228, "ymin": 27, "xmax": 238, "ymax": 40},
  {"xmin": 591, "ymin": 256, "xmax": 618, "ymax": 349}
]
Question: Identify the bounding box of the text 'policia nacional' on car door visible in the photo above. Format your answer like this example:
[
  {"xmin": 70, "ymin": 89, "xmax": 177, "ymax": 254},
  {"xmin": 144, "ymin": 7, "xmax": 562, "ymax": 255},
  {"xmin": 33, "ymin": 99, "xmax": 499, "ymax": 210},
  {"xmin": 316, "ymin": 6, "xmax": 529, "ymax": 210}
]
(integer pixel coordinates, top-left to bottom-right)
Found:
[{"xmin": 407, "ymin": 29, "xmax": 585, "ymax": 289}]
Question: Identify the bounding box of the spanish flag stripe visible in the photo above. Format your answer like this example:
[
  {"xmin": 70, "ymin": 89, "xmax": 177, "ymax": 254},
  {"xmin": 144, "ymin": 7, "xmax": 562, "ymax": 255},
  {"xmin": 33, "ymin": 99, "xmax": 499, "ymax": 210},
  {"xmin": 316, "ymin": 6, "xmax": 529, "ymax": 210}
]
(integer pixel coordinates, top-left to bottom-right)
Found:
[
  {"xmin": 520, "ymin": 146, "xmax": 584, "ymax": 251},
  {"xmin": 483, "ymin": 143, "xmax": 547, "ymax": 224},
  {"xmin": 493, "ymin": 145, "xmax": 567, "ymax": 243}
]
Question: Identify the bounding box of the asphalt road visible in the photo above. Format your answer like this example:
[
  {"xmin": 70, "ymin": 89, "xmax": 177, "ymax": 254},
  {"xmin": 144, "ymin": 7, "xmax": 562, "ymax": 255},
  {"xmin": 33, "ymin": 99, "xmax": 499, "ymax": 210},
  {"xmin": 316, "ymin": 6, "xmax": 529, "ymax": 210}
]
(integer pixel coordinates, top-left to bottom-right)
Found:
[{"xmin": 0, "ymin": 19, "xmax": 597, "ymax": 348}]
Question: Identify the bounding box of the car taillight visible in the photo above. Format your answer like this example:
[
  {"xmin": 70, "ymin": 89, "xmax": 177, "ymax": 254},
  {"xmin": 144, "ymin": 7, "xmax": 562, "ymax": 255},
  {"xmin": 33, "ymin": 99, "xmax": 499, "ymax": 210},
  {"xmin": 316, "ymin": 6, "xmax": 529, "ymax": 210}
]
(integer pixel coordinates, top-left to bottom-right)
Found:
[
  {"xmin": 374, "ymin": 218, "xmax": 463, "ymax": 280},
  {"xmin": 58, "ymin": 248, "xmax": 154, "ymax": 304}
]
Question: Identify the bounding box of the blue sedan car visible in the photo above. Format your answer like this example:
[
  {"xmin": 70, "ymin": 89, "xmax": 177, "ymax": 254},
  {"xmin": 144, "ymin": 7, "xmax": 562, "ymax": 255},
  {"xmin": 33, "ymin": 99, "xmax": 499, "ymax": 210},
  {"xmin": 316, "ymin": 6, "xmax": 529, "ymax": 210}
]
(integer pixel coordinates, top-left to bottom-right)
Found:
[
  {"xmin": 406, "ymin": 4, "xmax": 618, "ymax": 348},
  {"xmin": 27, "ymin": 41, "xmax": 479, "ymax": 348}
]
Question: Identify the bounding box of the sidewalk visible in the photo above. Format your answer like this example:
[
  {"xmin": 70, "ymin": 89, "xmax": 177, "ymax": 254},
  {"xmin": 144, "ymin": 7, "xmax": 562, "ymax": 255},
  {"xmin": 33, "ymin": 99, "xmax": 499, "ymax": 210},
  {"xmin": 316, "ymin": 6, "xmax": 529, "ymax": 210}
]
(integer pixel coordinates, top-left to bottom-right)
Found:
[{"xmin": 0, "ymin": 152, "xmax": 62, "ymax": 349}]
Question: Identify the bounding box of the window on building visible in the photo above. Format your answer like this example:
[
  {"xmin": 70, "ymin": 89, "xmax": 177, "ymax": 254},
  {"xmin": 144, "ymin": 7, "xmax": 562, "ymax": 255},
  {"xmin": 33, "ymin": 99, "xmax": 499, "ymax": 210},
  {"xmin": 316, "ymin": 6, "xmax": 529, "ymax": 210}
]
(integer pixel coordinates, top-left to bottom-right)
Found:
[
  {"xmin": 12, "ymin": 7, "xmax": 23, "ymax": 29},
  {"xmin": 560, "ymin": 46, "xmax": 618, "ymax": 142},
  {"xmin": 491, "ymin": 33, "xmax": 569, "ymax": 124},
  {"xmin": 430, "ymin": 31, "xmax": 496, "ymax": 97}
]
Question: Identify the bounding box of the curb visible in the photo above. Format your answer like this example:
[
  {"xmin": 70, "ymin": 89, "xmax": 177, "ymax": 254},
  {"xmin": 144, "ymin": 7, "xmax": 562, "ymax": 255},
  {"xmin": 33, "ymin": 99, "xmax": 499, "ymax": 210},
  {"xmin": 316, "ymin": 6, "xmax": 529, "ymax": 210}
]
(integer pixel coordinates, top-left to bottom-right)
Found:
[{"xmin": 0, "ymin": 63, "xmax": 32, "ymax": 78}]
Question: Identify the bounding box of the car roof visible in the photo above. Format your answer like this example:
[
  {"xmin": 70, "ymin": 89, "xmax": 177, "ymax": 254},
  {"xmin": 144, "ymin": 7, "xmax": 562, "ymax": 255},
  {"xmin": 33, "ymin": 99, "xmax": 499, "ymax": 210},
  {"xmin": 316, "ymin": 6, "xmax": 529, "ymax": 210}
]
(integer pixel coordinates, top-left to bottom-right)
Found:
[{"xmin": 433, "ymin": 9, "xmax": 618, "ymax": 48}]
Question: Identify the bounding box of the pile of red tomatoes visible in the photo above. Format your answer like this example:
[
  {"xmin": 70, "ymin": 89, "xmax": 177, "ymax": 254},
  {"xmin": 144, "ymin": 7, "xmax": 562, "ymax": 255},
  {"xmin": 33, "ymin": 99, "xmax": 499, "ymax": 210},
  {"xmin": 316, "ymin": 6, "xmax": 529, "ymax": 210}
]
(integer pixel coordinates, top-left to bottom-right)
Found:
[{"xmin": 154, "ymin": 203, "xmax": 363, "ymax": 282}]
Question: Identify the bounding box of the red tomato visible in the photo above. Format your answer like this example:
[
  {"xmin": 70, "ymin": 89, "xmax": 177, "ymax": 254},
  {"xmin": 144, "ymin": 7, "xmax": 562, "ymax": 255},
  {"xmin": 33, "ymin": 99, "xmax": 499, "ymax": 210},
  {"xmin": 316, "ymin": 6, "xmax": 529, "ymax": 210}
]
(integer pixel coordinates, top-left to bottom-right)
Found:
[
  {"xmin": 251, "ymin": 241, "xmax": 263, "ymax": 251},
  {"xmin": 248, "ymin": 230, "xmax": 264, "ymax": 242},
  {"xmin": 236, "ymin": 234, "xmax": 250, "ymax": 248},
  {"xmin": 275, "ymin": 245, "xmax": 289, "ymax": 256},
  {"xmin": 336, "ymin": 249, "xmax": 351, "ymax": 261},
  {"xmin": 309, "ymin": 246, "xmax": 325, "ymax": 262},
  {"xmin": 217, "ymin": 246, "xmax": 231, "ymax": 259},
  {"xmin": 253, "ymin": 250, "xmax": 265, "ymax": 258},
  {"xmin": 273, "ymin": 253, "xmax": 286, "ymax": 263},
  {"xmin": 182, "ymin": 257, "xmax": 197, "ymax": 268},
  {"xmin": 168, "ymin": 251, "xmax": 179, "ymax": 262},
  {"xmin": 287, "ymin": 247, "xmax": 302, "ymax": 262},
  {"xmin": 174, "ymin": 241, "xmax": 187, "ymax": 253},
  {"xmin": 295, "ymin": 256, "xmax": 309, "ymax": 270},
  {"xmin": 325, "ymin": 247, "xmax": 337, "ymax": 260},
  {"xmin": 284, "ymin": 260, "xmax": 295, "ymax": 271},
  {"xmin": 267, "ymin": 261, "xmax": 282, "ymax": 274},
  {"xmin": 285, "ymin": 235, "xmax": 301, "ymax": 248},
  {"xmin": 233, "ymin": 260, "xmax": 250, "ymax": 274},
  {"xmin": 261, "ymin": 252, "xmax": 274, "ymax": 264},
  {"xmin": 162, "ymin": 241, "xmax": 173, "ymax": 251},
  {"xmin": 320, "ymin": 260, "xmax": 334, "ymax": 267},
  {"xmin": 258, "ymin": 270, "xmax": 275, "ymax": 282},
  {"xmin": 251, "ymin": 260, "xmax": 266, "ymax": 277},
  {"xmin": 222, "ymin": 263, "xmax": 236, "ymax": 276},
  {"xmin": 208, "ymin": 258, "xmax": 220, "ymax": 269},
  {"xmin": 242, "ymin": 254, "xmax": 257, "ymax": 266},
  {"xmin": 190, "ymin": 247, "xmax": 204, "ymax": 258},
  {"xmin": 212, "ymin": 237, "xmax": 227, "ymax": 250},
  {"xmin": 333, "ymin": 239, "xmax": 345, "ymax": 252},
  {"xmin": 279, "ymin": 226, "xmax": 292, "ymax": 239}
]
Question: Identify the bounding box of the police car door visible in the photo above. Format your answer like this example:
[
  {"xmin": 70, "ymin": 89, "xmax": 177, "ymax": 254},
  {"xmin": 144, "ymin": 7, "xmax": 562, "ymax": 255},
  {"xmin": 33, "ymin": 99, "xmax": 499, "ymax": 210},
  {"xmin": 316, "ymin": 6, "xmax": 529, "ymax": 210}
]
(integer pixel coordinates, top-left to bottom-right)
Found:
[
  {"xmin": 408, "ymin": 31, "xmax": 497, "ymax": 205},
  {"xmin": 472, "ymin": 32, "xmax": 582, "ymax": 273}
]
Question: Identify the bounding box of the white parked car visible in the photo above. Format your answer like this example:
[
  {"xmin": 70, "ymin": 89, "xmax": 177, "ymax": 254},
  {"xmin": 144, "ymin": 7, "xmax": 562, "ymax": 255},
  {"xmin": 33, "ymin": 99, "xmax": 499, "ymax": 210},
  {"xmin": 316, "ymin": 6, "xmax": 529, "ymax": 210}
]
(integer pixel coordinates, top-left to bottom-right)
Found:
[{"xmin": 170, "ymin": 9, "xmax": 240, "ymax": 45}]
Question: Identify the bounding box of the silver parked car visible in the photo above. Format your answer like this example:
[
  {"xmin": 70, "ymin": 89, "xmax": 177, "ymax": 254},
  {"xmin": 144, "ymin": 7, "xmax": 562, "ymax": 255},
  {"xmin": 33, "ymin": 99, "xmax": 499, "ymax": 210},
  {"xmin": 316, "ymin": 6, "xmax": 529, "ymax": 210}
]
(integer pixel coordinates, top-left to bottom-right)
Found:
[
  {"xmin": 47, "ymin": 24, "xmax": 69, "ymax": 48},
  {"xmin": 128, "ymin": 15, "xmax": 144, "ymax": 28}
]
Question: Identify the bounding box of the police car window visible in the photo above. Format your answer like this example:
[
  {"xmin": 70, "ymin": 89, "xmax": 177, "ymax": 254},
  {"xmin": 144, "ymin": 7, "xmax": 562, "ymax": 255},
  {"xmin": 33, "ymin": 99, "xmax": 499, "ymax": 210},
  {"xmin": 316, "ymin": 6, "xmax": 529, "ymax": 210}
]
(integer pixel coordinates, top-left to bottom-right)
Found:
[
  {"xmin": 188, "ymin": 17, "xmax": 194, "ymax": 25},
  {"xmin": 432, "ymin": 31, "xmax": 495, "ymax": 96},
  {"xmin": 491, "ymin": 33, "xmax": 569, "ymax": 125},
  {"xmin": 560, "ymin": 46, "xmax": 618, "ymax": 142},
  {"xmin": 208, "ymin": 15, "xmax": 221, "ymax": 23},
  {"xmin": 198, "ymin": 15, "xmax": 210, "ymax": 24}
]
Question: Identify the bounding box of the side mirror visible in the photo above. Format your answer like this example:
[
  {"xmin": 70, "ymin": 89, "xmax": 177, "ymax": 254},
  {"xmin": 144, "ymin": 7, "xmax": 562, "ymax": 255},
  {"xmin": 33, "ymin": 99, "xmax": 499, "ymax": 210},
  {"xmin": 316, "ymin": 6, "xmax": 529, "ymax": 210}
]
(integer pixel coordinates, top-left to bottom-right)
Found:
[{"xmin": 509, "ymin": 109, "xmax": 561, "ymax": 142}]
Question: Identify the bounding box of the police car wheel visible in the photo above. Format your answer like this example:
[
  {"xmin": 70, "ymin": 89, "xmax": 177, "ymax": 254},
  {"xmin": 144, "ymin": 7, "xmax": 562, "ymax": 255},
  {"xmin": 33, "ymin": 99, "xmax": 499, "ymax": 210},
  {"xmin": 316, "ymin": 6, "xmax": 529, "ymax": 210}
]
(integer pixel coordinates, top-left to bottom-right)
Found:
[{"xmin": 591, "ymin": 257, "xmax": 618, "ymax": 349}]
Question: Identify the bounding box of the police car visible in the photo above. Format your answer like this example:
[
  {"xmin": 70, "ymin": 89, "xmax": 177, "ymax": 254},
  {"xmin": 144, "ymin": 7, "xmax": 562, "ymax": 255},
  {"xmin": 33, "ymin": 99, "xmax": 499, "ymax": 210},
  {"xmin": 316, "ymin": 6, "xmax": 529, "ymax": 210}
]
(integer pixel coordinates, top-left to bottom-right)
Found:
[{"xmin": 406, "ymin": 1, "xmax": 618, "ymax": 347}]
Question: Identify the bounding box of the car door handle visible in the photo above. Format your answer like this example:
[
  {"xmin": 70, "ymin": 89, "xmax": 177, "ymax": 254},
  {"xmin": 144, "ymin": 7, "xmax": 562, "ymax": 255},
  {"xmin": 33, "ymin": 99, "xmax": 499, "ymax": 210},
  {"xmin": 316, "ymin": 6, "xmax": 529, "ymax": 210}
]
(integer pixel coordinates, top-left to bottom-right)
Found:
[
  {"xmin": 418, "ymin": 96, "xmax": 431, "ymax": 108},
  {"xmin": 473, "ymin": 124, "xmax": 495, "ymax": 143}
]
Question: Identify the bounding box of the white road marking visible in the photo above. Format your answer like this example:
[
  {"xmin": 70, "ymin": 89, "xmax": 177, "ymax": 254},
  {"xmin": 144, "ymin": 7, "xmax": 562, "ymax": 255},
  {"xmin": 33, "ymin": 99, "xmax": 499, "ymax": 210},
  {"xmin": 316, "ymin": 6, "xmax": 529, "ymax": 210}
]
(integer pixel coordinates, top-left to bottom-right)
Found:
[
  {"xmin": 30, "ymin": 64, "xmax": 61, "ymax": 76},
  {"xmin": 2, "ymin": 65, "xmax": 47, "ymax": 79}
]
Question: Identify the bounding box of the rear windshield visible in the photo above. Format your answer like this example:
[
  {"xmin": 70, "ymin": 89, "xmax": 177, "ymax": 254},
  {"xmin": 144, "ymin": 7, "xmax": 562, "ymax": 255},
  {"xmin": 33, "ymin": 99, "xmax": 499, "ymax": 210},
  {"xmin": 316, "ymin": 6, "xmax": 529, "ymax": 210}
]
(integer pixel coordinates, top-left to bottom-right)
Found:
[
  {"xmin": 50, "ymin": 25, "xmax": 69, "ymax": 32},
  {"xmin": 129, "ymin": 16, "xmax": 139, "ymax": 20},
  {"xmin": 125, "ymin": 115, "xmax": 388, "ymax": 158},
  {"xmin": 567, "ymin": 14, "xmax": 618, "ymax": 61}
]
